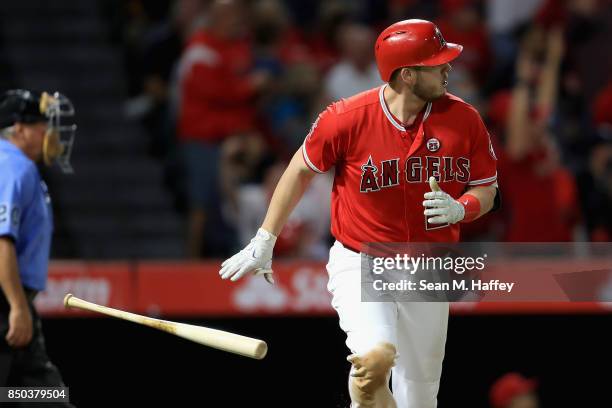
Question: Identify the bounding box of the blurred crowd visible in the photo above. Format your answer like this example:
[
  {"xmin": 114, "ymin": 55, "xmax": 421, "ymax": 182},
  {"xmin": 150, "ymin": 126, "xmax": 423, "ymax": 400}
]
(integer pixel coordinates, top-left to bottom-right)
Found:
[{"xmin": 112, "ymin": 0, "xmax": 612, "ymax": 258}]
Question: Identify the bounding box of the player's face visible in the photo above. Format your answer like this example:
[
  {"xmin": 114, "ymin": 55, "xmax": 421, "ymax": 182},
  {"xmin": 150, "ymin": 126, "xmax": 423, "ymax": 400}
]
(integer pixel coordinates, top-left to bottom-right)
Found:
[
  {"xmin": 22, "ymin": 122, "xmax": 48, "ymax": 161},
  {"xmin": 412, "ymin": 63, "xmax": 451, "ymax": 102}
]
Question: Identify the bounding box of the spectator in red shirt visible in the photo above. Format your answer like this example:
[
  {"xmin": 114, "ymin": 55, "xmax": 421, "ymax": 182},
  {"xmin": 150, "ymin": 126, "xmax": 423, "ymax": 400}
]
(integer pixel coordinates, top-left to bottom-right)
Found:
[
  {"xmin": 498, "ymin": 27, "xmax": 581, "ymax": 242},
  {"xmin": 176, "ymin": 0, "xmax": 270, "ymax": 257}
]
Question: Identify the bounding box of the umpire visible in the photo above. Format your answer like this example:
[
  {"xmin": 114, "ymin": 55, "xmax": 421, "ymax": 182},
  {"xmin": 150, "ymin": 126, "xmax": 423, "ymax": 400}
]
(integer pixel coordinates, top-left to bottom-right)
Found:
[{"xmin": 0, "ymin": 89, "xmax": 76, "ymax": 406}]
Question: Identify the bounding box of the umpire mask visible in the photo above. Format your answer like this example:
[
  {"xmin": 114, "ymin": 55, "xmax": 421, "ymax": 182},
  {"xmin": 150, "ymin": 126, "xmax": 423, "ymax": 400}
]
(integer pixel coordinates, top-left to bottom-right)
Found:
[{"xmin": 40, "ymin": 92, "xmax": 76, "ymax": 173}]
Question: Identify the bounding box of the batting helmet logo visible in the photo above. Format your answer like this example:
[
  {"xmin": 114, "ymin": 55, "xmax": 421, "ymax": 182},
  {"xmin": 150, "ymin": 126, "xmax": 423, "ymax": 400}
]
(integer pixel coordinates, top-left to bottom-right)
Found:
[{"xmin": 434, "ymin": 27, "xmax": 446, "ymax": 47}]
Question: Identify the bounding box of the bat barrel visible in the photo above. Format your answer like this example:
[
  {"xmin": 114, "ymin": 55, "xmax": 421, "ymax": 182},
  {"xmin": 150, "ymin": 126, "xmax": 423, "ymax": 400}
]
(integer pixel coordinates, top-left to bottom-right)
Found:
[
  {"xmin": 252, "ymin": 340, "xmax": 267, "ymax": 359},
  {"xmin": 198, "ymin": 329, "xmax": 267, "ymax": 359}
]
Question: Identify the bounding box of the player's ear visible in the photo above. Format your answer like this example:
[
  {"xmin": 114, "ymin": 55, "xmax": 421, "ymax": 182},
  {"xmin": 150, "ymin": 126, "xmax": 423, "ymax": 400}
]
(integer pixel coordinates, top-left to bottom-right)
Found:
[
  {"xmin": 399, "ymin": 68, "xmax": 416, "ymax": 86},
  {"xmin": 11, "ymin": 122, "xmax": 23, "ymax": 138}
]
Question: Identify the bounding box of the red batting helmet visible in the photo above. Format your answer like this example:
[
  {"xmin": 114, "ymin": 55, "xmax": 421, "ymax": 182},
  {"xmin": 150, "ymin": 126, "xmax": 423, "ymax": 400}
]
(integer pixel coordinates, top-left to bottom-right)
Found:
[{"xmin": 374, "ymin": 19, "xmax": 463, "ymax": 82}]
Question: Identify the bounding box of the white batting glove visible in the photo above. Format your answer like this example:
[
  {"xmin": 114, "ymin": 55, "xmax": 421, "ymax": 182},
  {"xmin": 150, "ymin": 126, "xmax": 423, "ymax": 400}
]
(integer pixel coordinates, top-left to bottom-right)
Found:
[
  {"xmin": 423, "ymin": 177, "xmax": 465, "ymax": 225},
  {"xmin": 219, "ymin": 228, "xmax": 276, "ymax": 283}
]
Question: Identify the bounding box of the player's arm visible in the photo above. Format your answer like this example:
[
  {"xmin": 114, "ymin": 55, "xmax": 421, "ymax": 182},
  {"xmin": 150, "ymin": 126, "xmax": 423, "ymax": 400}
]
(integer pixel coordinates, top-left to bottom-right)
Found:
[
  {"xmin": 536, "ymin": 28, "xmax": 563, "ymax": 122},
  {"xmin": 219, "ymin": 149, "xmax": 317, "ymax": 282},
  {"xmin": 0, "ymin": 236, "xmax": 33, "ymax": 347},
  {"xmin": 261, "ymin": 150, "xmax": 317, "ymax": 236},
  {"xmin": 219, "ymin": 102, "xmax": 341, "ymax": 283},
  {"xmin": 220, "ymin": 105, "xmax": 339, "ymax": 283},
  {"xmin": 506, "ymin": 52, "xmax": 532, "ymax": 160},
  {"xmin": 462, "ymin": 184, "xmax": 497, "ymax": 220}
]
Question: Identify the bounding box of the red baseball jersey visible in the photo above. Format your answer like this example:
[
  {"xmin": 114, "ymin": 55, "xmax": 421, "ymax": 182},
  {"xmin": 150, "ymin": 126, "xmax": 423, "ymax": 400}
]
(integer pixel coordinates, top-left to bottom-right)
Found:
[{"xmin": 302, "ymin": 85, "xmax": 497, "ymax": 248}]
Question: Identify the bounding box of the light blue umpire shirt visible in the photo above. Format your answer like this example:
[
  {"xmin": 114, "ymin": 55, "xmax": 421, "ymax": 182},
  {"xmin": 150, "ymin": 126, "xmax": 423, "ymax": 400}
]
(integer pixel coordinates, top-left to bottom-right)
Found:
[{"xmin": 0, "ymin": 138, "xmax": 53, "ymax": 291}]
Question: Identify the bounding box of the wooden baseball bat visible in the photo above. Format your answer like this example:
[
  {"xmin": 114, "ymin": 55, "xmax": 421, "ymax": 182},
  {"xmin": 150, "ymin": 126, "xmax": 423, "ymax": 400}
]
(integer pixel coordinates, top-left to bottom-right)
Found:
[{"xmin": 63, "ymin": 294, "xmax": 267, "ymax": 360}]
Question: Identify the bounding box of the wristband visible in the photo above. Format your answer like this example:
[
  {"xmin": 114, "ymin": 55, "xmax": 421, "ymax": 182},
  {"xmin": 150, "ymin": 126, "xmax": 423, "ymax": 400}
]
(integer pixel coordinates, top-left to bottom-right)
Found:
[{"xmin": 457, "ymin": 194, "xmax": 481, "ymax": 223}]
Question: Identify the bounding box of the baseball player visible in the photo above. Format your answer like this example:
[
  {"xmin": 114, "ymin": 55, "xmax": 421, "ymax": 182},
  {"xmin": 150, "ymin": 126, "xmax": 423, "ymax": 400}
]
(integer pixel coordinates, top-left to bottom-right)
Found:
[
  {"xmin": 219, "ymin": 19, "xmax": 499, "ymax": 408},
  {"xmin": 0, "ymin": 89, "xmax": 76, "ymax": 406}
]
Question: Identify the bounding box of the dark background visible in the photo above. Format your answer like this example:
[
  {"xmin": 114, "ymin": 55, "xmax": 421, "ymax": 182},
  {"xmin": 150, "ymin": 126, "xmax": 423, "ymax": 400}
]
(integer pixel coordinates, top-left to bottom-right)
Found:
[{"xmin": 43, "ymin": 314, "xmax": 611, "ymax": 407}]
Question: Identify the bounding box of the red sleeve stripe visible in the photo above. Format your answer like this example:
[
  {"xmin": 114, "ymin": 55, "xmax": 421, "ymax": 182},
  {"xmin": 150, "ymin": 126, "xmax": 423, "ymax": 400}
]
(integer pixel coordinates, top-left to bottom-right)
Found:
[
  {"xmin": 301, "ymin": 144, "xmax": 325, "ymax": 174},
  {"xmin": 468, "ymin": 173, "xmax": 497, "ymax": 186}
]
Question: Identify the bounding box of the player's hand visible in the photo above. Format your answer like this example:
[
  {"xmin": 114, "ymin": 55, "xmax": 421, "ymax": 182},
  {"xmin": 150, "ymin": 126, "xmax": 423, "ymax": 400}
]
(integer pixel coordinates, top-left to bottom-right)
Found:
[
  {"xmin": 423, "ymin": 177, "xmax": 465, "ymax": 225},
  {"xmin": 219, "ymin": 228, "xmax": 277, "ymax": 283},
  {"xmin": 6, "ymin": 305, "xmax": 33, "ymax": 348}
]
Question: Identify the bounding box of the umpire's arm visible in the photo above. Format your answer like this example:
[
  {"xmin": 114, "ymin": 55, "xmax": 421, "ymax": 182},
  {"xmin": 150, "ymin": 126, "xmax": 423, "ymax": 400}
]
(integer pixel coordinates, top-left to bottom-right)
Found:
[{"xmin": 0, "ymin": 237, "xmax": 33, "ymax": 347}]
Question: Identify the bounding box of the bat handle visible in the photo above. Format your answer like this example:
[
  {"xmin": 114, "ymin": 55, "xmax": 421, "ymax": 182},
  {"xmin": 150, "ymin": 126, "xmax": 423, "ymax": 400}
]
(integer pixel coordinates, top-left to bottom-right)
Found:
[{"xmin": 63, "ymin": 293, "xmax": 74, "ymax": 307}]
